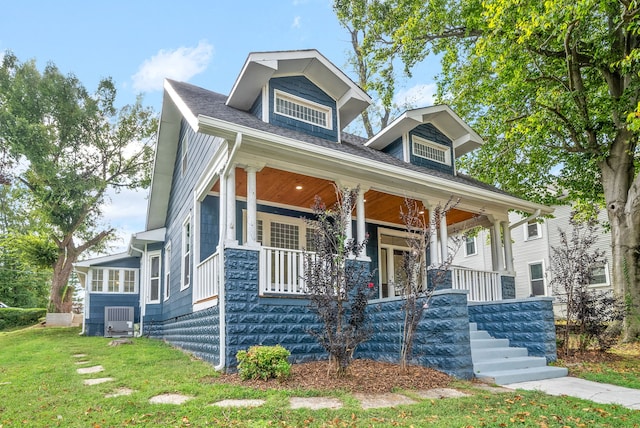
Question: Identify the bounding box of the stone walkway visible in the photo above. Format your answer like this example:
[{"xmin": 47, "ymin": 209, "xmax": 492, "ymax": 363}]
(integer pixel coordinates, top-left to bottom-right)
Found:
[{"xmin": 72, "ymin": 353, "xmax": 506, "ymax": 410}]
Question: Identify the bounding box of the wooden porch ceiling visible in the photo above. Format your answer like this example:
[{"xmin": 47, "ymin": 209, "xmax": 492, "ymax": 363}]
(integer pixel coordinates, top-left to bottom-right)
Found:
[{"xmin": 211, "ymin": 167, "xmax": 476, "ymax": 227}]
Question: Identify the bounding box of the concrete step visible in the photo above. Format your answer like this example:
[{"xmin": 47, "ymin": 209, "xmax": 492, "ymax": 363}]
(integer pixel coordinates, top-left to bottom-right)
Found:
[
  {"xmin": 470, "ymin": 338, "xmax": 510, "ymax": 349},
  {"xmin": 473, "ymin": 356, "xmax": 548, "ymax": 373},
  {"xmin": 469, "ymin": 322, "xmax": 478, "ymax": 331},
  {"xmin": 470, "ymin": 330, "xmax": 492, "ymax": 340},
  {"xmin": 475, "ymin": 365, "xmax": 569, "ymax": 385},
  {"xmin": 472, "ymin": 346, "xmax": 529, "ymax": 361}
]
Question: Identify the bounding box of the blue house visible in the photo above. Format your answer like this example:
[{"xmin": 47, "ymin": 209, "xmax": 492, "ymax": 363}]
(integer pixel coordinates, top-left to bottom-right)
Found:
[{"xmin": 74, "ymin": 50, "xmax": 567, "ymax": 384}]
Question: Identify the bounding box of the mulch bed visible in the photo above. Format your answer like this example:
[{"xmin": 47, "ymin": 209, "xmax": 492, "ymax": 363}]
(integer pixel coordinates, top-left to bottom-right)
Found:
[{"xmin": 207, "ymin": 359, "xmax": 453, "ymax": 393}]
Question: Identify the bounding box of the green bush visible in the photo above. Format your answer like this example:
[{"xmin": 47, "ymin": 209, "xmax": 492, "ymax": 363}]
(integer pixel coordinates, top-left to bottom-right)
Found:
[
  {"xmin": 0, "ymin": 308, "xmax": 46, "ymax": 330},
  {"xmin": 236, "ymin": 345, "xmax": 291, "ymax": 381}
]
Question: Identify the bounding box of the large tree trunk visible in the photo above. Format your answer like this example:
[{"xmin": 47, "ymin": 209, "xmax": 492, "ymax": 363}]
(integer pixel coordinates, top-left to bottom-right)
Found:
[
  {"xmin": 601, "ymin": 129, "xmax": 640, "ymax": 341},
  {"xmin": 49, "ymin": 245, "xmax": 78, "ymax": 313}
]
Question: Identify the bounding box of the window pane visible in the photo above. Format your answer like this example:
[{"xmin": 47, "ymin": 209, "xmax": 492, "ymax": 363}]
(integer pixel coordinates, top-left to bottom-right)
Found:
[
  {"xmin": 108, "ymin": 270, "xmax": 120, "ymax": 292},
  {"xmin": 531, "ymin": 279, "xmax": 545, "ymax": 296},
  {"xmin": 124, "ymin": 271, "xmax": 136, "ymax": 293},
  {"xmin": 530, "ymin": 263, "xmax": 543, "ymax": 280},
  {"xmin": 151, "ymin": 256, "xmax": 160, "ymax": 277},
  {"xmin": 465, "ymin": 237, "xmax": 476, "ymax": 255},
  {"xmin": 590, "ymin": 265, "xmax": 607, "ymax": 284},
  {"xmin": 527, "ymin": 222, "xmax": 539, "ymax": 238},
  {"xmin": 183, "ymin": 253, "xmax": 190, "ymax": 285},
  {"xmin": 150, "ymin": 279, "xmax": 159, "ymax": 301},
  {"xmin": 91, "ymin": 270, "xmax": 103, "ymax": 292},
  {"xmin": 270, "ymin": 222, "xmax": 299, "ymax": 249}
]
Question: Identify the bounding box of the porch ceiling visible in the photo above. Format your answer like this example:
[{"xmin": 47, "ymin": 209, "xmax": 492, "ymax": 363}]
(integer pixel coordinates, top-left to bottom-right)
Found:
[{"xmin": 211, "ymin": 167, "xmax": 477, "ymax": 227}]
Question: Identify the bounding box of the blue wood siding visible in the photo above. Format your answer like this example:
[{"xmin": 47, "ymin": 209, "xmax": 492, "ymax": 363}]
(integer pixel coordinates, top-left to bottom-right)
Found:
[
  {"xmin": 249, "ymin": 95, "xmax": 262, "ymax": 120},
  {"xmin": 162, "ymin": 119, "xmax": 224, "ymax": 320},
  {"xmin": 200, "ymin": 194, "xmax": 219, "ymax": 262},
  {"xmin": 382, "ymin": 136, "xmax": 404, "ymax": 161},
  {"xmin": 409, "ymin": 123, "xmax": 455, "ymax": 174},
  {"xmin": 269, "ymin": 76, "xmax": 338, "ymax": 141},
  {"xmin": 86, "ymin": 293, "xmax": 140, "ymax": 336}
]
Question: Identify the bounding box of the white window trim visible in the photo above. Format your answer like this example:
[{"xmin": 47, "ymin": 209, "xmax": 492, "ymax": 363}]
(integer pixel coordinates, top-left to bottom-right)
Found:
[
  {"xmin": 273, "ymin": 89, "xmax": 333, "ymax": 130},
  {"xmin": 147, "ymin": 251, "xmax": 162, "ymax": 304},
  {"xmin": 181, "ymin": 216, "xmax": 191, "ymax": 291},
  {"xmin": 164, "ymin": 242, "xmax": 171, "ymax": 301},
  {"xmin": 464, "ymin": 236, "xmax": 477, "ymax": 257},
  {"xmin": 528, "ymin": 260, "xmax": 546, "ymax": 296},
  {"xmin": 89, "ymin": 268, "xmax": 138, "ymax": 294},
  {"xmin": 524, "ymin": 220, "xmax": 542, "ymax": 241},
  {"xmin": 589, "ymin": 262, "xmax": 610, "ymax": 287},
  {"xmin": 180, "ymin": 133, "xmax": 188, "ymax": 176},
  {"xmin": 411, "ymin": 135, "xmax": 451, "ymax": 166}
]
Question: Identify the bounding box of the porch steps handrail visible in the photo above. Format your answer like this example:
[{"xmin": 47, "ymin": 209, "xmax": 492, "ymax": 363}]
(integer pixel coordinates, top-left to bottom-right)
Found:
[
  {"xmin": 195, "ymin": 251, "xmax": 220, "ymax": 301},
  {"xmin": 259, "ymin": 246, "xmax": 310, "ymax": 295},
  {"xmin": 450, "ymin": 266, "xmax": 502, "ymax": 301}
]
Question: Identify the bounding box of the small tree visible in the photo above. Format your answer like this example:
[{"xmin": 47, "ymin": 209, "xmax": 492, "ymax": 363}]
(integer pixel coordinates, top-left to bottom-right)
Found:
[
  {"xmin": 303, "ymin": 186, "xmax": 374, "ymax": 377},
  {"xmin": 550, "ymin": 212, "xmax": 625, "ymax": 355},
  {"xmin": 396, "ymin": 197, "xmax": 464, "ymax": 370}
]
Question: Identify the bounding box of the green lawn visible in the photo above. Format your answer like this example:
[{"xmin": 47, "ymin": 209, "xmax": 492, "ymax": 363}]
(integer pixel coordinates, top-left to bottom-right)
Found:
[{"xmin": 1, "ymin": 327, "xmax": 639, "ymax": 427}]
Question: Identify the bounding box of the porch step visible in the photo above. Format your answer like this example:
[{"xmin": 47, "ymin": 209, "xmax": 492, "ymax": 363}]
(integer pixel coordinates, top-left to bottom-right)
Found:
[{"xmin": 470, "ymin": 324, "xmax": 567, "ymax": 385}]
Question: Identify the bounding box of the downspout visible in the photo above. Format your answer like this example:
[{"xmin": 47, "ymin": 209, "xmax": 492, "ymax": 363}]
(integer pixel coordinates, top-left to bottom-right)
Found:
[
  {"xmin": 214, "ymin": 132, "xmax": 242, "ymax": 371},
  {"xmin": 129, "ymin": 243, "xmax": 145, "ymax": 336},
  {"xmin": 509, "ymin": 209, "xmax": 541, "ymax": 230}
]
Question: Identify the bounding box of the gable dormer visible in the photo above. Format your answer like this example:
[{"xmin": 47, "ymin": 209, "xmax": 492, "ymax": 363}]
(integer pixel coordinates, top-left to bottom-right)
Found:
[
  {"xmin": 366, "ymin": 105, "xmax": 484, "ymax": 175},
  {"xmin": 226, "ymin": 50, "xmax": 371, "ymax": 142}
]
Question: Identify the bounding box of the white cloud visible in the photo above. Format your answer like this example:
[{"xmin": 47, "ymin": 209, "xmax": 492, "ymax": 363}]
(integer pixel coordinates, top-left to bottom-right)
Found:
[
  {"xmin": 132, "ymin": 40, "xmax": 214, "ymax": 92},
  {"xmin": 291, "ymin": 16, "xmax": 302, "ymax": 29},
  {"xmin": 394, "ymin": 83, "xmax": 437, "ymax": 109}
]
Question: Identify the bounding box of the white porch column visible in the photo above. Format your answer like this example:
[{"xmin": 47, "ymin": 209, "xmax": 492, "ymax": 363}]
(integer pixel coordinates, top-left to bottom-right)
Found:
[
  {"xmin": 225, "ymin": 165, "xmax": 237, "ymax": 245},
  {"xmin": 429, "ymin": 210, "xmax": 439, "ymax": 265},
  {"xmin": 502, "ymin": 221, "xmax": 514, "ymax": 272},
  {"xmin": 356, "ymin": 188, "xmax": 367, "ymax": 258},
  {"xmin": 245, "ymin": 166, "xmax": 258, "ymax": 247},
  {"xmin": 490, "ymin": 220, "xmax": 504, "ymax": 271},
  {"xmin": 439, "ymin": 212, "xmax": 448, "ymax": 262}
]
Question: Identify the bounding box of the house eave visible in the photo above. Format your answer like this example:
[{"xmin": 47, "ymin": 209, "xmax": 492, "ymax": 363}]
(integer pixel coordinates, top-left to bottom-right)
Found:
[{"xmin": 197, "ymin": 114, "xmax": 552, "ymax": 216}]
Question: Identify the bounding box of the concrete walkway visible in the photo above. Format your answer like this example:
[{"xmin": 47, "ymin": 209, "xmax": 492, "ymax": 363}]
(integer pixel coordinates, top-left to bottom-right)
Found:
[{"xmin": 503, "ymin": 376, "xmax": 640, "ymax": 410}]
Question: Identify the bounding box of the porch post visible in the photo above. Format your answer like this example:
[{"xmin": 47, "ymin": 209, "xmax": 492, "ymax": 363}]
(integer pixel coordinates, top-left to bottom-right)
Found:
[
  {"xmin": 225, "ymin": 165, "xmax": 237, "ymax": 245},
  {"xmin": 245, "ymin": 166, "xmax": 258, "ymax": 247},
  {"xmin": 439, "ymin": 213, "xmax": 448, "ymax": 262},
  {"xmin": 491, "ymin": 220, "xmax": 504, "ymax": 271},
  {"xmin": 429, "ymin": 210, "xmax": 439, "ymax": 265},
  {"xmin": 502, "ymin": 221, "xmax": 514, "ymax": 272},
  {"xmin": 356, "ymin": 187, "xmax": 367, "ymax": 259}
]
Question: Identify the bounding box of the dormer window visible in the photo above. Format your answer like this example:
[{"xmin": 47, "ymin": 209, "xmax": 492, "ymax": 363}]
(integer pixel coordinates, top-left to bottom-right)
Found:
[
  {"xmin": 274, "ymin": 89, "xmax": 332, "ymax": 129},
  {"xmin": 412, "ymin": 135, "xmax": 451, "ymax": 166}
]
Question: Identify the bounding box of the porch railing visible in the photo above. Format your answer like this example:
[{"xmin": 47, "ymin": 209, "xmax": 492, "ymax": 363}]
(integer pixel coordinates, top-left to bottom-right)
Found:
[
  {"xmin": 259, "ymin": 246, "xmax": 308, "ymax": 296},
  {"xmin": 195, "ymin": 251, "xmax": 220, "ymax": 302},
  {"xmin": 450, "ymin": 266, "xmax": 502, "ymax": 302}
]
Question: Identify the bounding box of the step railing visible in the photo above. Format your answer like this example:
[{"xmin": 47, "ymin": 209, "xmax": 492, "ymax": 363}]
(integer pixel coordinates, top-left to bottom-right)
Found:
[
  {"xmin": 451, "ymin": 266, "xmax": 502, "ymax": 301},
  {"xmin": 194, "ymin": 251, "xmax": 220, "ymax": 302}
]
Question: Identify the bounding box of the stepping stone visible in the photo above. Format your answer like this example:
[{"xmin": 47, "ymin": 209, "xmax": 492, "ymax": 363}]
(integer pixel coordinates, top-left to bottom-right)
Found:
[
  {"xmin": 415, "ymin": 388, "xmax": 471, "ymax": 399},
  {"xmin": 353, "ymin": 393, "xmax": 417, "ymax": 409},
  {"xmin": 75, "ymin": 361, "xmax": 90, "ymax": 365},
  {"xmin": 212, "ymin": 399, "xmax": 266, "ymax": 408},
  {"xmin": 77, "ymin": 365, "xmax": 104, "ymax": 375},
  {"xmin": 72, "ymin": 354, "xmax": 87, "ymax": 358},
  {"xmin": 290, "ymin": 397, "xmax": 343, "ymax": 410},
  {"xmin": 84, "ymin": 378, "xmax": 114, "ymax": 385},
  {"xmin": 149, "ymin": 394, "xmax": 192, "ymax": 405},
  {"xmin": 105, "ymin": 387, "xmax": 135, "ymax": 398}
]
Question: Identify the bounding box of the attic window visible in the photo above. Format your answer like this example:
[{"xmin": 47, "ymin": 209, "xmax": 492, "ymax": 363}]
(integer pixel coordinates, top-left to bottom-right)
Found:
[
  {"xmin": 274, "ymin": 90, "xmax": 332, "ymax": 129},
  {"xmin": 412, "ymin": 135, "xmax": 451, "ymax": 165}
]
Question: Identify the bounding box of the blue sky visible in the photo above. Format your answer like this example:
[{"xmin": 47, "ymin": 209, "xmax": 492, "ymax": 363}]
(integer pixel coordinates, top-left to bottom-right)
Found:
[{"xmin": 0, "ymin": 0, "xmax": 440, "ymax": 255}]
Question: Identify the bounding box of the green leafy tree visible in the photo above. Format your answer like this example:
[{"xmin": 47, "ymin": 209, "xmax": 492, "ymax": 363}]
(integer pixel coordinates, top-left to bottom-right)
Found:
[
  {"xmin": 0, "ymin": 53, "xmax": 157, "ymax": 313},
  {"xmin": 346, "ymin": 0, "xmax": 640, "ymax": 340}
]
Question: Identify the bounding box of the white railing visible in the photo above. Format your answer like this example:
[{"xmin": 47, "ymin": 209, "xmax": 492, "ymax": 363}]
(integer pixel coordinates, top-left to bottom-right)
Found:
[
  {"xmin": 450, "ymin": 266, "xmax": 502, "ymax": 302},
  {"xmin": 259, "ymin": 246, "xmax": 309, "ymax": 295},
  {"xmin": 195, "ymin": 251, "xmax": 220, "ymax": 302}
]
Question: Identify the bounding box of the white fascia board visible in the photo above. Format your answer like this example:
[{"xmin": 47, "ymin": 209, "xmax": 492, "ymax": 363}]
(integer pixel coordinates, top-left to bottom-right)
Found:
[
  {"xmin": 74, "ymin": 252, "xmax": 134, "ymax": 268},
  {"xmin": 133, "ymin": 227, "xmax": 166, "ymax": 243},
  {"xmin": 164, "ymin": 80, "xmax": 198, "ymax": 131},
  {"xmin": 366, "ymin": 111, "xmax": 420, "ymax": 149},
  {"xmin": 197, "ymin": 115, "xmax": 553, "ymax": 215}
]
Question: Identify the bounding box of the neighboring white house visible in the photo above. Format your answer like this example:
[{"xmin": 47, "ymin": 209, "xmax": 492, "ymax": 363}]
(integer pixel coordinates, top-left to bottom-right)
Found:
[{"xmin": 452, "ymin": 204, "xmax": 613, "ymax": 300}]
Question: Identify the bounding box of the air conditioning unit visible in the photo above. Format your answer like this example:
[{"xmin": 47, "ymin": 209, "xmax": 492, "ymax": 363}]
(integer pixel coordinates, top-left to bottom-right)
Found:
[{"xmin": 104, "ymin": 306, "xmax": 134, "ymax": 338}]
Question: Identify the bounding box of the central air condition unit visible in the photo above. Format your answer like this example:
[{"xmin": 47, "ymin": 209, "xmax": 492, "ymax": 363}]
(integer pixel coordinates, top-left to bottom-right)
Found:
[{"xmin": 104, "ymin": 306, "xmax": 134, "ymax": 338}]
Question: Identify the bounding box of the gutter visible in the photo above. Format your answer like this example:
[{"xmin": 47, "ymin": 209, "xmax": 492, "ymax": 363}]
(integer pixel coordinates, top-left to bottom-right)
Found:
[
  {"xmin": 509, "ymin": 209, "xmax": 541, "ymax": 230},
  {"xmin": 74, "ymin": 270, "xmax": 87, "ymax": 335},
  {"xmin": 214, "ymin": 132, "xmax": 242, "ymax": 372},
  {"xmin": 128, "ymin": 244, "xmax": 145, "ymax": 337}
]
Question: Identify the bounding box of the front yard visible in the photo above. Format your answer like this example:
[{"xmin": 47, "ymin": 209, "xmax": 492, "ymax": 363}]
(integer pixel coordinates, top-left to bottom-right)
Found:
[{"xmin": 1, "ymin": 326, "xmax": 639, "ymax": 427}]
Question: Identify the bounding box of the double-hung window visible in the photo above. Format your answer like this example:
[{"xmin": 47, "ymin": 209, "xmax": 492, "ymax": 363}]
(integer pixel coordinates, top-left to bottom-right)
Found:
[
  {"xmin": 529, "ymin": 262, "xmax": 545, "ymax": 296},
  {"xmin": 148, "ymin": 253, "xmax": 161, "ymax": 303},
  {"xmin": 464, "ymin": 236, "xmax": 477, "ymax": 256},
  {"xmin": 525, "ymin": 220, "xmax": 542, "ymax": 240},
  {"xmin": 181, "ymin": 217, "xmax": 191, "ymax": 290},
  {"xmin": 164, "ymin": 243, "xmax": 171, "ymax": 300}
]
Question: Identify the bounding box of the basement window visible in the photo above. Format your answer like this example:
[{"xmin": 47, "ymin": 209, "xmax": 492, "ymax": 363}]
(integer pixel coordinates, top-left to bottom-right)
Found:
[
  {"xmin": 412, "ymin": 135, "xmax": 451, "ymax": 165},
  {"xmin": 274, "ymin": 90, "xmax": 332, "ymax": 129}
]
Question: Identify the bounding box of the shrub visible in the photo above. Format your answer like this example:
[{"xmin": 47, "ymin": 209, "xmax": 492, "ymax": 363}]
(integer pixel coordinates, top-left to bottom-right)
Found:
[
  {"xmin": 0, "ymin": 308, "xmax": 46, "ymax": 330},
  {"xmin": 236, "ymin": 345, "xmax": 291, "ymax": 381}
]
